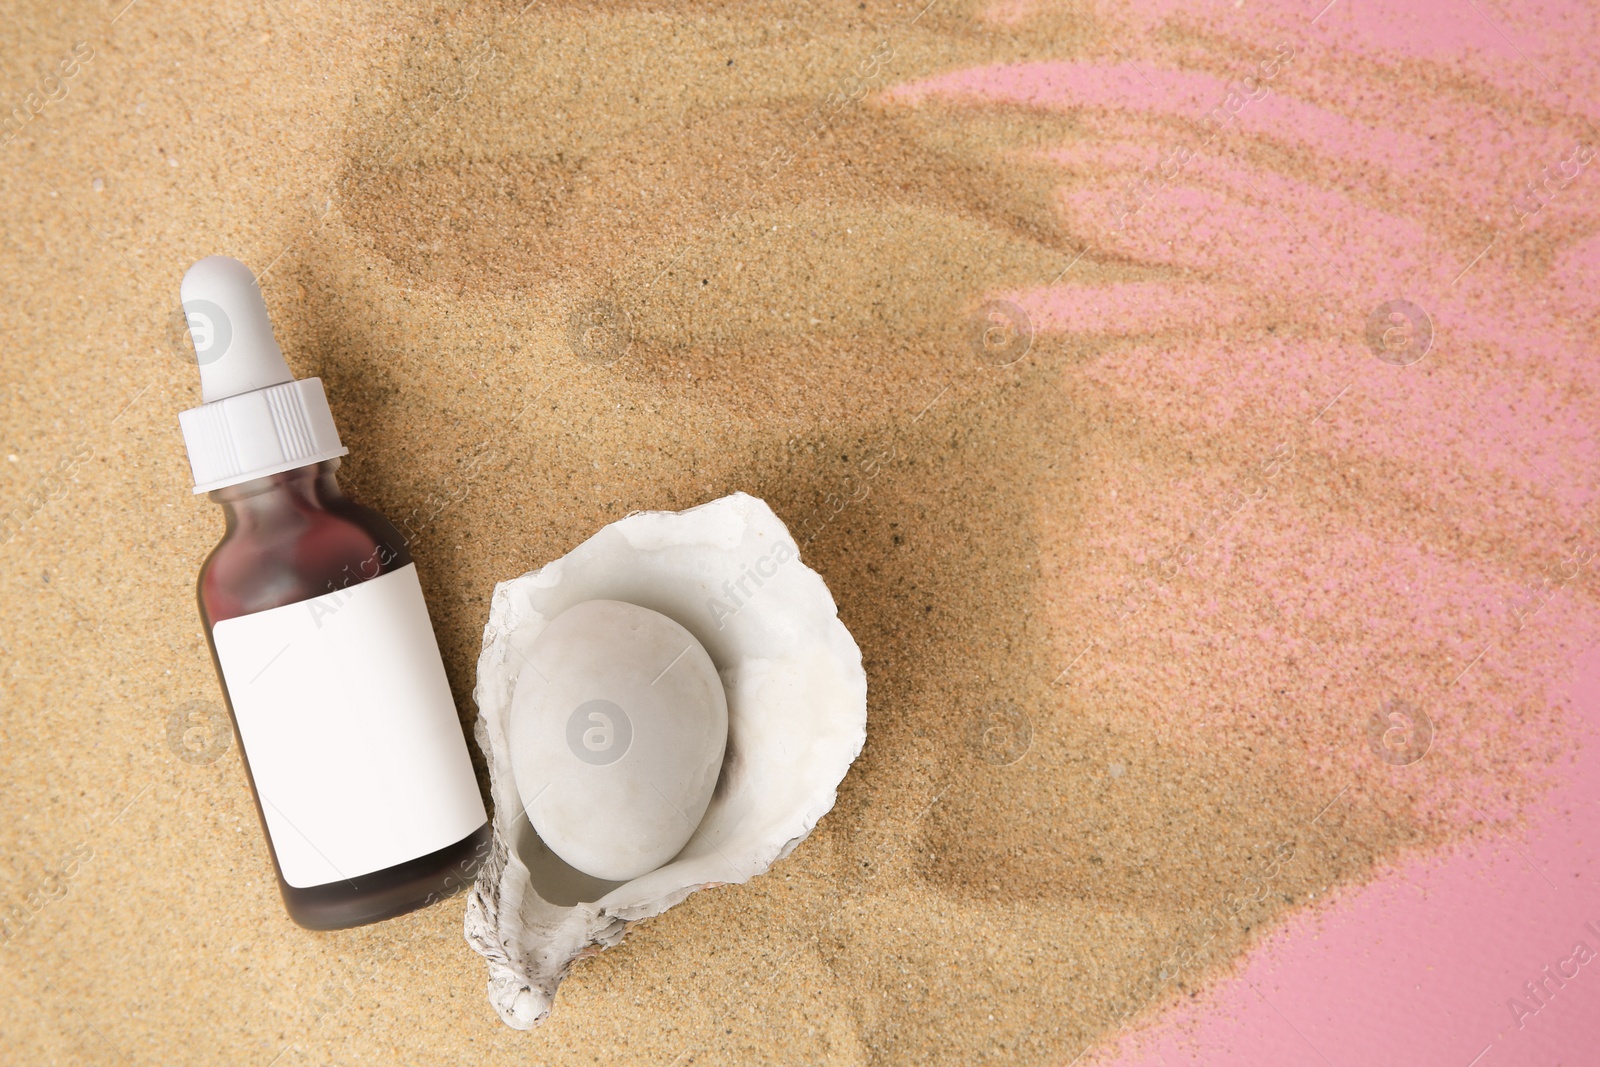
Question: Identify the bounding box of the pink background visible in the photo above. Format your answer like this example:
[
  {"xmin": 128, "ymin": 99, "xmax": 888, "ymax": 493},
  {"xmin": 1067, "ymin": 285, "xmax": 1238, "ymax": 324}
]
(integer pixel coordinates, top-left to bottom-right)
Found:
[{"xmin": 899, "ymin": 0, "xmax": 1600, "ymax": 1062}]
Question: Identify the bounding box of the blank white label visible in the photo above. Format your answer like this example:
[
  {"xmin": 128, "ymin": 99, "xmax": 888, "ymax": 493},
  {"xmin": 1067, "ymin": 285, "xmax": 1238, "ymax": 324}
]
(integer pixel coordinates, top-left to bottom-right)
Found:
[{"xmin": 212, "ymin": 563, "xmax": 487, "ymax": 888}]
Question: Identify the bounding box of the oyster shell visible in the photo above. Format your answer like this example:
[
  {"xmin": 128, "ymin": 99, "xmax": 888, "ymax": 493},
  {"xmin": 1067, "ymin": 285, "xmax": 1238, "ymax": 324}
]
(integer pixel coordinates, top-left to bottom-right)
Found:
[{"xmin": 463, "ymin": 492, "xmax": 868, "ymax": 1028}]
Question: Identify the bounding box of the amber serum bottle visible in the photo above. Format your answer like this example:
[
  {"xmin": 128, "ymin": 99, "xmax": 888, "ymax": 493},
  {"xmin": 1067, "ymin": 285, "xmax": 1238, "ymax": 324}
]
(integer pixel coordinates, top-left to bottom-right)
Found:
[{"xmin": 177, "ymin": 256, "xmax": 489, "ymax": 929}]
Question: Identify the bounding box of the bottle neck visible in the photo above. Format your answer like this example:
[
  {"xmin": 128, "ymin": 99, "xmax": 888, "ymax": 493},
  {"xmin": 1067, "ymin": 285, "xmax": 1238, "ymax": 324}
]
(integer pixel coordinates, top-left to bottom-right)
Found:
[{"xmin": 208, "ymin": 459, "xmax": 345, "ymax": 535}]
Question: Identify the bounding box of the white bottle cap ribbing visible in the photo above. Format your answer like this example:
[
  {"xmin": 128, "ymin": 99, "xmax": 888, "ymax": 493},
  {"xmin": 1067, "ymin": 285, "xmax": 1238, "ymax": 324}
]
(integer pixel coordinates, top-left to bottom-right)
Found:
[{"xmin": 177, "ymin": 256, "xmax": 348, "ymax": 493}]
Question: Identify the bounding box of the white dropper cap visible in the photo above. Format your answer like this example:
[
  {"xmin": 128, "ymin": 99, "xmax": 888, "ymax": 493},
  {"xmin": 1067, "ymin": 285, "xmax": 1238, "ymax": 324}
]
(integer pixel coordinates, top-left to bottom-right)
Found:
[
  {"xmin": 184, "ymin": 255, "xmax": 295, "ymax": 402},
  {"xmin": 177, "ymin": 256, "xmax": 348, "ymax": 493}
]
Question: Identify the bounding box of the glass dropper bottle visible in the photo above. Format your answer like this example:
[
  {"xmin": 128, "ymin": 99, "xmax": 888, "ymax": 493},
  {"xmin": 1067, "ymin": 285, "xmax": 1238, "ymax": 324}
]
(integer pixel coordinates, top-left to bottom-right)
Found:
[{"xmin": 179, "ymin": 255, "xmax": 489, "ymax": 929}]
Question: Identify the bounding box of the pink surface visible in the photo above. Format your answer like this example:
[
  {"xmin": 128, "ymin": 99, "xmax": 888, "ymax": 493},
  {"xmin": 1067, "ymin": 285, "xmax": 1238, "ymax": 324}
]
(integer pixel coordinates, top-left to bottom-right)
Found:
[
  {"xmin": 1087, "ymin": 625, "xmax": 1600, "ymax": 1067},
  {"xmin": 895, "ymin": 0, "xmax": 1600, "ymax": 1062}
]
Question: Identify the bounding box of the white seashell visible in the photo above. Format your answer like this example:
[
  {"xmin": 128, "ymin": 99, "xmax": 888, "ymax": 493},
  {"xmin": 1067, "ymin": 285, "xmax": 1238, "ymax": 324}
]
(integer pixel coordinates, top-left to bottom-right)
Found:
[{"xmin": 463, "ymin": 492, "xmax": 868, "ymax": 1028}]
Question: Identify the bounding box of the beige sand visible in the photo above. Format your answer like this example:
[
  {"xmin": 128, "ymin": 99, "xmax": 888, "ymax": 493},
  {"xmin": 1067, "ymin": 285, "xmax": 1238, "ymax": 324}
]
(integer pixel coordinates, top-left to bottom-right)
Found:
[{"xmin": 0, "ymin": 0, "xmax": 1560, "ymax": 1064}]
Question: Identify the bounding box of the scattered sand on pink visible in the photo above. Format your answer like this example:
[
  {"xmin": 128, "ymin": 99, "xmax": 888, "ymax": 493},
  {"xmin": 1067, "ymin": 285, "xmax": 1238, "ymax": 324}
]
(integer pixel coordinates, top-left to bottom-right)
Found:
[
  {"xmin": 1124, "ymin": 0, "xmax": 1600, "ymax": 119},
  {"xmin": 1001, "ymin": 283, "xmax": 1246, "ymax": 337},
  {"xmin": 900, "ymin": 0, "xmax": 1600, "ymax": 1061},
  {"xmin": 892, "ymin": 61, "xmax": 1442, "ymax": 182},
  {"xmin": 1086, "ymin": 632, "xmax": 1600, "ymax": 1067}
]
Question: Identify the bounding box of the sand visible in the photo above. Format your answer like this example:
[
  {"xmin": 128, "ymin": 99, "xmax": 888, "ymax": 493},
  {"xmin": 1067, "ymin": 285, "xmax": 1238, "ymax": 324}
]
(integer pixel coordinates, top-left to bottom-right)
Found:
[{"xmin": 2, "ymin": 0, "xmax": 1596, "ymax": 1063}]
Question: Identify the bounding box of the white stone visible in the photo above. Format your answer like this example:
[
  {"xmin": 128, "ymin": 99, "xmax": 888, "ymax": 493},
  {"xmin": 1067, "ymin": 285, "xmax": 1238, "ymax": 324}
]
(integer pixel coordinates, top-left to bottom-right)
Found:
[{"xmin": 508, "ymin": 599, "xmax": 728, "ymax": 882}]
